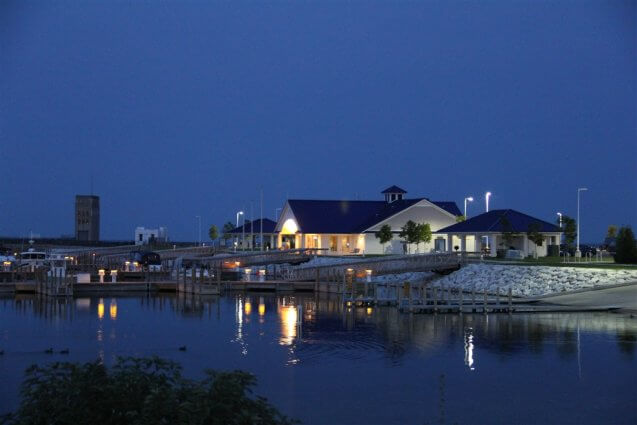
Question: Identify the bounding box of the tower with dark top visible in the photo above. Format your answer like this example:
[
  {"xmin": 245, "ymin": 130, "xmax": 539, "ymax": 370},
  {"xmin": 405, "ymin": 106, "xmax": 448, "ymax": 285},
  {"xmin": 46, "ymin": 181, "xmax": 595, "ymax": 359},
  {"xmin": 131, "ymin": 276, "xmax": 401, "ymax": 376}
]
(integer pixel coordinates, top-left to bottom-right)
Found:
[
  {"xmin": 75, "ymin": 195, "xmax": 100, "ymax": 241},
  {"xmin": 381, "ymin": 185, "xmax": 407, "ymax": 203}
]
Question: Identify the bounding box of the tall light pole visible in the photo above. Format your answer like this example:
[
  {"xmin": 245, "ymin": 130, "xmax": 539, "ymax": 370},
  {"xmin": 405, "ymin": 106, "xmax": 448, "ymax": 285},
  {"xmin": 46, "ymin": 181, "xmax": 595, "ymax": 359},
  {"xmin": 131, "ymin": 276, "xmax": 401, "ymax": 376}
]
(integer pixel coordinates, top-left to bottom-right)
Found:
[
  {"xmin": 576, "ymin": 188, "xmax": 587, "ymax": 257},
  {"xmin": 557, "ymin": 212, "xmax": 562, "ymax": 228},
  {"xmin": 241, "ymin": 210, "xmax": 246, "ymax": 252},
  {"xmin": 235, "ymin": 211, "xmax": 244, "ymax": 252},
  {"xmin": 464, "ymin": 197, "xmax": 474, "ymax": 218},
  {"xmin": 195, "ymin": 215, "xmax": 201, "ymax": 246},
  {"xmin": 485, "ymin": 192, "xmax": 492, "ymax": 212}
]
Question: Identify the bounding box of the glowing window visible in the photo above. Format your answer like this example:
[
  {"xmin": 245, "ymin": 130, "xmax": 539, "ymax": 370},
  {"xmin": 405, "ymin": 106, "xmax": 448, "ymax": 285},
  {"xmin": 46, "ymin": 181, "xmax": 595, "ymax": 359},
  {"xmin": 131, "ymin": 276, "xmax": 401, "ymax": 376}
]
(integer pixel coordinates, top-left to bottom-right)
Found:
[{"xmin": 281, "ymin": 219, "xmax": 298, "ymax": 234}]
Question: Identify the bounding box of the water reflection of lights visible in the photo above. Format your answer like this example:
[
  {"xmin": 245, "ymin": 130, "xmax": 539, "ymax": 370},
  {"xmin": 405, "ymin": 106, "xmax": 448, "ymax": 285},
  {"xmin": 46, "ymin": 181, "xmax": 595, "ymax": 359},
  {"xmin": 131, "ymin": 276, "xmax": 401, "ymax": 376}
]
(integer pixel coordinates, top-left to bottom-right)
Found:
[
  {"xmin": 258, "ymin": 297, "xmax": 265, "ymax": 316},
  {"xmin": 109, "ymin": 300, "xmax": 117, "ymax": 320},
  {"xmin": 97, "ymin": 298, "xmax": 105, "ymax": 320},
  {"xmin": 464, "ymin": 328, "xmax": 475, "ymax": 371},
  {"xmin": 75, "ymin": 298, "xmax": 90, "ymax": 310},
  {"xmin": 244, "ymin": 298, "xmax": 252, "ymax": 315},
  {"xmin": 234, "ymin": 298, "xmax": 248, "ymax": 355},
  {"xmin": 279, "ymin": 305, "xmax": 298, "ymax": 346}
]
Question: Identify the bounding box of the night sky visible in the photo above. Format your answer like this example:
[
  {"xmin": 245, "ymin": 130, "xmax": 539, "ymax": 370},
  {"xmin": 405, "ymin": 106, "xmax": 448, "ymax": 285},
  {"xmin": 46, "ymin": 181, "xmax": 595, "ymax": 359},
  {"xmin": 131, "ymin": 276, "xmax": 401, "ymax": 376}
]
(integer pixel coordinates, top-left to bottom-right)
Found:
[{"xmin": 1, "ymin": 1, "xmax": 635, "ymax": 242}]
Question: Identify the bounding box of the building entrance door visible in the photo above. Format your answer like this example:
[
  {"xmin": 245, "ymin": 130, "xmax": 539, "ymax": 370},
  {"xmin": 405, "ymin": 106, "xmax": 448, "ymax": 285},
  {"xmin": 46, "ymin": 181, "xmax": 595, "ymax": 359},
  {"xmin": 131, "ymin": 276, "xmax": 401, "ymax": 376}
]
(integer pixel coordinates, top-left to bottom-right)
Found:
[{"xmin": 281, "ymin": 235, "xmax": 296, "ymax": 249}]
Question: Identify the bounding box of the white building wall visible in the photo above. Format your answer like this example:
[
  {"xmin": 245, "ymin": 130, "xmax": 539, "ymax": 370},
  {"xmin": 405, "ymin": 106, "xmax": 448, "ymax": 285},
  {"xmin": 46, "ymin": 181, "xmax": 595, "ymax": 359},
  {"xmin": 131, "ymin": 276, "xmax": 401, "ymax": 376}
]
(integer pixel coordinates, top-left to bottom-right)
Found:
[
  {"xmin": 364, "ymin": 234, "xmax": 386, "ymax": 254},
  {"xmin": 365, "ymin": 200, "xmax": 458, "ymax": 233},
  {"xmin": 135, "ymin": 227, "xmax": 168, "ymax": 245}
]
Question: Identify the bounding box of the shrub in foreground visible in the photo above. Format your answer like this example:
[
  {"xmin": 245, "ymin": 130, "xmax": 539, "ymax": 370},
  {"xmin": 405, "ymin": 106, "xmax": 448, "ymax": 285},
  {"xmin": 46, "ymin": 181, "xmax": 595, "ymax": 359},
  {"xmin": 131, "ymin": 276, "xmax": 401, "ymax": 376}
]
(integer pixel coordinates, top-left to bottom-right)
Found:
[
  {"xmin": 1, "ymin": 356, "xmax": 297, "ymax": 425},
  {"xmin": 614, "ymin": 226, "xmax": 637, "ymax": 264}
]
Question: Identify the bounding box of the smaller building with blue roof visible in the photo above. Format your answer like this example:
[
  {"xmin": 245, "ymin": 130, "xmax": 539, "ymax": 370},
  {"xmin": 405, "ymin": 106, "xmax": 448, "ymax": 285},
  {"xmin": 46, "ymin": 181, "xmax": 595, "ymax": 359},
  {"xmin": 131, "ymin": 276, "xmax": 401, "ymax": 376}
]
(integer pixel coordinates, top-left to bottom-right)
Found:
[{"xmin": 436, "ymin": 209, "xmax": 562, "ymax": 257}]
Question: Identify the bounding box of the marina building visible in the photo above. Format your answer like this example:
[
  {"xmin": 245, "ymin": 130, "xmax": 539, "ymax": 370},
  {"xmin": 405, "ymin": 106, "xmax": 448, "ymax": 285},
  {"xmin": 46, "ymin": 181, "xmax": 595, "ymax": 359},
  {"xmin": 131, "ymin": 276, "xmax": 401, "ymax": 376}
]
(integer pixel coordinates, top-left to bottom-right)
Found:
[
  {"xmin": 436, "ymin": 209, "xmax": 562, "ymax": 257},
  {"xmin": 75, "ymin": 195, "xmax": 100, "ymax": 241},
  {"xmin": 273, "ymin": 186, "xmax": 462, "ymax": 255}
]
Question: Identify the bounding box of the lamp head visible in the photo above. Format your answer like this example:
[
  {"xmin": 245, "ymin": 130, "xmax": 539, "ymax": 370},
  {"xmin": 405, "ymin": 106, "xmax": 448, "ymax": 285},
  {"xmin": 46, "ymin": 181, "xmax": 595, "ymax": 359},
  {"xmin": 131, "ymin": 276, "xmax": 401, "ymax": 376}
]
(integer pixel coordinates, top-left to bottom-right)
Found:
[{"xmin": 467, "ymin": 197, "xmax": 474, "ymax": 202}]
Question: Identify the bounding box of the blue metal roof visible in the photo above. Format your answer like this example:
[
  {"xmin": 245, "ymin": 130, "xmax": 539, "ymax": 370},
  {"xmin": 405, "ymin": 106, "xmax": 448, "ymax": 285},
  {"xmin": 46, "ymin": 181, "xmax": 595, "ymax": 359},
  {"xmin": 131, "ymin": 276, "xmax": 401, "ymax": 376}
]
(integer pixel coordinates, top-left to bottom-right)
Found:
[
  {"xmin": 286, "ymin": 198, "xmax": 461, "ymax": 234},
  {"xmin": 430, "ymin": 201, "xmax": 462, "ymax": 217},
  {"xmin": 437, "ymin": 209, "xmax": 561, "ymax": 233},
  {"xmin": 228, "ymin": 218, "xmax": 277, "ymax": 234}
]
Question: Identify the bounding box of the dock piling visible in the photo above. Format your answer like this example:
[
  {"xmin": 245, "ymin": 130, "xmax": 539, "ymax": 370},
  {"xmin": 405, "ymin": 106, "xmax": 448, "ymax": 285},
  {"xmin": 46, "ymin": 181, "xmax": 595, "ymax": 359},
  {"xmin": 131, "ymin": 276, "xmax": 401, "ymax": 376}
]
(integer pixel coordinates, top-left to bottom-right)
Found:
[
  {"xmin": 508, "ymin": 287, "xmax": 513, "ymax": 313},
  {"xmin": 433, "ymin": 286, "xmax": 438, "ymax": 312}
]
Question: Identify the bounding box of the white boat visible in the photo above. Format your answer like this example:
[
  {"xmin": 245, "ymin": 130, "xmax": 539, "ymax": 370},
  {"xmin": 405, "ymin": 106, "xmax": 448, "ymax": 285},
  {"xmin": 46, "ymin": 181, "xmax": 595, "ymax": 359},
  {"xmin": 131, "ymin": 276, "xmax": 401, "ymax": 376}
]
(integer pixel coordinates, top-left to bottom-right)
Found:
[{"xmin": 18, "ymin": 248, "xmax": 70, "ymax": 275}]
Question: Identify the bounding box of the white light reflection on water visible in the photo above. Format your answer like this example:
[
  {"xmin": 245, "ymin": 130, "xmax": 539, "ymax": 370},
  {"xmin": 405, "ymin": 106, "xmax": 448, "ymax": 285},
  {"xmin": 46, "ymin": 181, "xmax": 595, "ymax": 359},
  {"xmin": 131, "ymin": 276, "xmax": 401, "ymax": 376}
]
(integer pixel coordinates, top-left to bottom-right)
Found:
[
  {"xmin": 464, "ymin": 328, "xmax": 475, "ymax": 371},
  {"xmin": 234, "ymin": 297, "xmax": 248, "ymax": 355}
]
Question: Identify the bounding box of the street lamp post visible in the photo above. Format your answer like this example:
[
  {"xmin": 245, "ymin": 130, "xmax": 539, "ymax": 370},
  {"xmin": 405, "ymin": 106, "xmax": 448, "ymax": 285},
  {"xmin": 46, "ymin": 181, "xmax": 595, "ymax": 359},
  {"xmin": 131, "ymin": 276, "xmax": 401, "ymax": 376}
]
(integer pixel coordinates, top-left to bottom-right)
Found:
[
  {"xmin": 195, "ymin": 215, "xmax": 201, "ymax": 246},
  {"xmin": 576, "ymin": 188, "xmax": 588, "ymax": 258},
  {"xmin": 464, "ymin": 197, "xmax": 474, "ymax": 218},
  {"xmin": 241, "ymin": 213, "xmax": 246, "ymax": 252},
  {"xmin": 557, "ymin": 212, "xmax": 562, "ymax": 228},
  {"xmin": 484, "ymin": 192, "xmax": 492, "ymax": 253},
  {"xmin": 236, "ymin": 211, "xmax": 244, "ymax": 252}
]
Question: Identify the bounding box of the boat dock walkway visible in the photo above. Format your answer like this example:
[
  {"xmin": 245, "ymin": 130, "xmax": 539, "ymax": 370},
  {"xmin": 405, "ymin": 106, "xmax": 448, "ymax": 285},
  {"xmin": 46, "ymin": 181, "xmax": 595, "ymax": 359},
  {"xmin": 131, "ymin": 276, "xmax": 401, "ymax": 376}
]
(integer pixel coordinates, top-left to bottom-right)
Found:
[{"xmin": 284, "ymin": 252, "xmax": 464, "ymax": 281}]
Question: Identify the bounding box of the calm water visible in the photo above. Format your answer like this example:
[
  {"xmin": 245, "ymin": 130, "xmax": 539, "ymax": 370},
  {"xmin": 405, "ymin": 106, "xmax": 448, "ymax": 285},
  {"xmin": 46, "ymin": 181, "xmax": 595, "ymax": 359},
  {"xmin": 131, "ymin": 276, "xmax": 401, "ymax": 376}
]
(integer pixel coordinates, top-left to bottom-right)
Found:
[{"xmin": 0, "ymin": 293, "xmax": 636, "ymax": 424}]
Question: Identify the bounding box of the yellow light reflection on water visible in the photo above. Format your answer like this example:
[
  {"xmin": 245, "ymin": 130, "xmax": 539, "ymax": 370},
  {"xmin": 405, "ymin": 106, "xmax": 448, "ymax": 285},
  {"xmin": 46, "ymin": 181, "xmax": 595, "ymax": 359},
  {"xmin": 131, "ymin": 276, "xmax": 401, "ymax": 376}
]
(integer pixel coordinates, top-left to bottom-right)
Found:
[
  {"xmin": 258, "ymin": 301, "xmax": 265, "ymax": 316},
  {"xmin": 279, "ymin": 305, "xmax": 297, "ymax": 345},
  {"xmin": 109, "ymin": 300, "xmax": 117, "ymax": 320},
  {"xmin": 244, "ymin": 299, "xmax": 252, "ymax": 315},
  {"xmin": 97, "ymin": 299, "xmax": 105, "ymax": 319}
]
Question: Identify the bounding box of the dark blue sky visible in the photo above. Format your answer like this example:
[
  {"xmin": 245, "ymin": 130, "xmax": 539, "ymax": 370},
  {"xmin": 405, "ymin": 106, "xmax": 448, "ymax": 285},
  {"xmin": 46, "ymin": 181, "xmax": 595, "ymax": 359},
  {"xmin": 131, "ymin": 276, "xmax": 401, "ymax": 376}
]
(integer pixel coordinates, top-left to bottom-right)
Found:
[{"xmin": 1, "ymin": 1, "xmax": 635, "ymax": 242}]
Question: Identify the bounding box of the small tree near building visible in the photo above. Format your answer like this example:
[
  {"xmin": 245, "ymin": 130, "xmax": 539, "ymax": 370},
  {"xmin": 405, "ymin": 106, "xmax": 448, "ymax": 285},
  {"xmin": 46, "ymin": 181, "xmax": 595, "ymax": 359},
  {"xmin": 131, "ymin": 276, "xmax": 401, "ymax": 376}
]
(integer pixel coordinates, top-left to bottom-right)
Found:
[
  {"xmin": 606, "ymin": 225, "xmax": 618, "ymax": 239},
  {"xmin": 399, "ymin": 220, "xmax": 418, "ymax": 254},
  {"xmin": 527, "ymin": 222, "xmax": 544, "ymax": 259},
  {"xmin": 499, "ymin": 216, "xmax": 518, "ymax": 250},
  {"xmin": 456, "ymin": 215, "xmax": 466, "ymax": 223},
  {"xmin": 614, "ymin": 226, "xmax": 637, "ymax": 264},
  {"xmin": 208, "ymin": 225, "xmax": 219, "ymax": 246},
  {"xmin": 559, "ymin": 215, "xmax": 577, "ymax": 249},
  {"xmin": 375, "ymin": 224, "xmax": 393, "ymax": 254},
  {"xmin": 414, "ymin": 223, "xmax": 432, "ymax": 253},
  {"xmin": 221, "ymin": 222, "xmax": 235, "ymax": 245}
]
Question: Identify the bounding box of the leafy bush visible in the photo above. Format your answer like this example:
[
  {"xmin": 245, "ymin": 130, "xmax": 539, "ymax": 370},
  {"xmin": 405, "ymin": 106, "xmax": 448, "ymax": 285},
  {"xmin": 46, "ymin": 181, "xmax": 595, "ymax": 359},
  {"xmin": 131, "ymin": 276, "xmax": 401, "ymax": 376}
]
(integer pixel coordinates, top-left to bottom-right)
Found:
[
  {"xmin": 1, "ymin": 357, "xmax": 297, "ymax": 425},
  {"xmin": 614, "ymin": 226, "xmax": 637, "ymax": 264}
]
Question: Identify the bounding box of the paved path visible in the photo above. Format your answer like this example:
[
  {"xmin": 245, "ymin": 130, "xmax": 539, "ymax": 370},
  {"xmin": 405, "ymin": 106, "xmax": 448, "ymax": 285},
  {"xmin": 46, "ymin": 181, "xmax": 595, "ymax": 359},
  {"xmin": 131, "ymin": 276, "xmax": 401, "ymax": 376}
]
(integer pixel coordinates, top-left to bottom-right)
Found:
[{"xmin": 541, "ymin": 283, "xmax": 637, "ymax": 311}]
